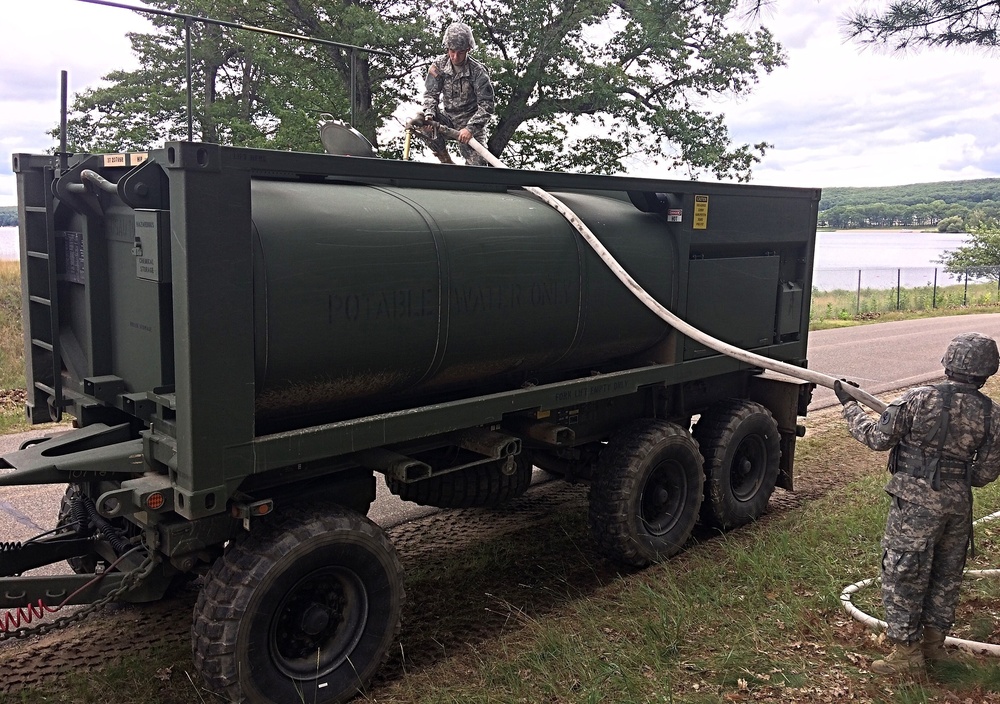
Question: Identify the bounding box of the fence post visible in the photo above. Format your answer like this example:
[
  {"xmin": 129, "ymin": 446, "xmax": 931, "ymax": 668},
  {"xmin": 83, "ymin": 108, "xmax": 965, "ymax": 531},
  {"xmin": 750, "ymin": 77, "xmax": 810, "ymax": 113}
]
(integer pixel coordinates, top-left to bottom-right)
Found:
[
  {"xmin": 965, "ymin": 268, "xmax": 969, "ymax": 306},
  {"xmin": 896, "ymin": 268, "xmax": 901, "ymax": 310},
  {"xmin": 933, "ymin": 268, "xmax": 938, "ymax": 309},
  {"xmin": 856, "ymin": 269, "xmax": 861, "ymax": 314}
]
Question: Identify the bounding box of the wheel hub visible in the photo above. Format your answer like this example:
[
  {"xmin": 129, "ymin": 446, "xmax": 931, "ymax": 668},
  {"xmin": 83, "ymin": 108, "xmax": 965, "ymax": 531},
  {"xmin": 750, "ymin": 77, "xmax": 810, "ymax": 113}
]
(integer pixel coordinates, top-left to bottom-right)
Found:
[
  {"xmin": 269, "ymin": 567, "xmax": 369, "ymax": 680},
  {"xmin": 640, "ymin": 459, "xmax": 686, "ymax": 536},
  {"xmin": 732, "ymin": 436, "xmax": 767, "ymax": 501},
  {"xmin": 300, "ymin": 603, "xmax": 332, "ymax": 635}
]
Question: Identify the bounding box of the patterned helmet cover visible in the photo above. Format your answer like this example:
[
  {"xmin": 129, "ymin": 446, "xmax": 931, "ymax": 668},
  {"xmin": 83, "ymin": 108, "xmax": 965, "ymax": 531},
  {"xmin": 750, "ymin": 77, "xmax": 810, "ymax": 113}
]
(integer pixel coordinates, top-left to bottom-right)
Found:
[
  {"xmin": 941, "ymin": 331, "xmax": 1000, "ymax": 378},
  {"xmin": 442, "ymin": 22, "xmax": 475, "ymax": 51}
]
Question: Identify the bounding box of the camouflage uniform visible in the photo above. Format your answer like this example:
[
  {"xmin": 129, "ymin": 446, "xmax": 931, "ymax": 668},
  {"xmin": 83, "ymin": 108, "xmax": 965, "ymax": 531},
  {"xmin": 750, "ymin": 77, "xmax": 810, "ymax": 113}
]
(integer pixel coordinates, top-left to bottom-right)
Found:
[
  {"xmin": 843, "ymin": 381, "xmax": 1000, "ymax": 643},
  {"xmin": 421, "ymin": 24, "xmax": 495, "ymax": 166}
]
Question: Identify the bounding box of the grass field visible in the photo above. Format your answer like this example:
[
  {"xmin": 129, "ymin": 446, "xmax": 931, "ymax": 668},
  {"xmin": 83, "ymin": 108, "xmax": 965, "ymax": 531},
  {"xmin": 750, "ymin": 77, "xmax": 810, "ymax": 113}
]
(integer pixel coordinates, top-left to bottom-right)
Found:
[{"xmin": 811, "ymin": 280, "xmax": 1000, "ymax": 327}]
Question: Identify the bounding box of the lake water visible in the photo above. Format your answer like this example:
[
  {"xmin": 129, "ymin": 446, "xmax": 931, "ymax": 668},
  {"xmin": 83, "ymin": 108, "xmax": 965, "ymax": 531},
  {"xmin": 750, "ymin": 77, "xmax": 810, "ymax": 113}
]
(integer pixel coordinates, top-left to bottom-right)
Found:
[
  {"xmin": 812, "ymin": 230, "xmax": 969, "ymax": 290},
  {"xmin": 0, "ymin": 225, "xmax": 969, "ymax": 289}
]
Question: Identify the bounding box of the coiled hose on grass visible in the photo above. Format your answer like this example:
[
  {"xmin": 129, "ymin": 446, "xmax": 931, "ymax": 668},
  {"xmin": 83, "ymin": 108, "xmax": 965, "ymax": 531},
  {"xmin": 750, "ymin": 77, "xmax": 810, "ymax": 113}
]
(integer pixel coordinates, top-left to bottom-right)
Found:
[{"xmin": 841, "ymin": 509, "xmax": 1000, "ymax": 656}]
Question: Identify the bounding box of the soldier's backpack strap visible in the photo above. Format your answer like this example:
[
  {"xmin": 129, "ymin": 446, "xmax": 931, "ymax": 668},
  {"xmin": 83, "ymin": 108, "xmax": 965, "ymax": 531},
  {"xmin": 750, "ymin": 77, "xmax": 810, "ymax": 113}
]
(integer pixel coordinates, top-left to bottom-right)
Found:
[{"xmin": 923, "ymin": 384, "xmax": 955, "ymax": 490}]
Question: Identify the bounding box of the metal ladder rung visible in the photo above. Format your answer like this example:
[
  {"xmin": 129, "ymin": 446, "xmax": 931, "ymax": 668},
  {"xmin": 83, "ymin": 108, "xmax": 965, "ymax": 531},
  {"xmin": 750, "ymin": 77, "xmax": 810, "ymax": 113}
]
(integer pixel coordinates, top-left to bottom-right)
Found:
[
  {"xmin": 29, "ymin": 295, "xmax": 51, "ymax": 306},
  {"xmin": 31, "ymin": 338, "xmax": 53, "ymax": 352},
  {"xmin": 34, "ymin": 382, "xmax": 56, "ymax": 396},
  {"xmin": 27, "ymin": 250, "xmax": 49, "ymax": 261}
]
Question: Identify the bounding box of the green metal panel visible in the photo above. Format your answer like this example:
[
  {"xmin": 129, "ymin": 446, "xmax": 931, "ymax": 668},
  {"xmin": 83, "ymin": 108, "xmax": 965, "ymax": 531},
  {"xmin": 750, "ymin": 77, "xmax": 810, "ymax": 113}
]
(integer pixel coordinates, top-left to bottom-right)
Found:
[
  {"xmin": 684, "ymin": 256, "xmax": 781, "ymax": 359},
  {"xmin": 162, "ymin": 143, "xmax": 255, "ymax": 518}
]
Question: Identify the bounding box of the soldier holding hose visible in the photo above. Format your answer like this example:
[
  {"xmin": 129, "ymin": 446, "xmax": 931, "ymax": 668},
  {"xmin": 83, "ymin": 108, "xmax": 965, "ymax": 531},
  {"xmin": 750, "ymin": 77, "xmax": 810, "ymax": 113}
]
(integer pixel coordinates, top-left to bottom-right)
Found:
[
  {"xmin": 835, "ymin": 332, "xmax": 1000, "ymax": 675},
  {"xmin": 418, "ymin": 22, "xmax": 495, "ymax": 166}
]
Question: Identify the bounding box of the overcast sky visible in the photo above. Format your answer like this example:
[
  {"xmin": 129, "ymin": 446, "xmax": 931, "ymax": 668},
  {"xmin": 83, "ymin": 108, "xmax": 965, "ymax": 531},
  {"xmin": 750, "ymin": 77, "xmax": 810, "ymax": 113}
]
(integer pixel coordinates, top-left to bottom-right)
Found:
[{"xmin": 2, "ymin": 0, "xmax": 1000, "ymax": 207}]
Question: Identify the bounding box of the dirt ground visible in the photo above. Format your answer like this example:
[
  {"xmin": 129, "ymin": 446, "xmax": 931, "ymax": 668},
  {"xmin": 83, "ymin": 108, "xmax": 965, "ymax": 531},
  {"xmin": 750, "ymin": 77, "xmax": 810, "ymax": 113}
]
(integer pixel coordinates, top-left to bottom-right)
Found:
[{"xmin": 0, "ymin": 402, "xmax": 968, "ymax": 701}]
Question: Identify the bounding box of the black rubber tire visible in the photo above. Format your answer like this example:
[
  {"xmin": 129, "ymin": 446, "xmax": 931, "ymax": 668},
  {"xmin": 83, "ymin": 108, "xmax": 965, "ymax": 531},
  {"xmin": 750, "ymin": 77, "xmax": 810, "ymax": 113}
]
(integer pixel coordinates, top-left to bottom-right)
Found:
[
  {"xmin": 693, "ymin": 399, "xmax": 781, "ymax": 530},
  {"xmin": 192, "ymin": 504, "xmax": 405, "ymax": 704},
  {"xmin": 385, "ymin": 452, "xmax": 533, "ymax": 508},
  {"xmin": 588, "ymin": 420, "xmax": 704, "ymax": 567}
]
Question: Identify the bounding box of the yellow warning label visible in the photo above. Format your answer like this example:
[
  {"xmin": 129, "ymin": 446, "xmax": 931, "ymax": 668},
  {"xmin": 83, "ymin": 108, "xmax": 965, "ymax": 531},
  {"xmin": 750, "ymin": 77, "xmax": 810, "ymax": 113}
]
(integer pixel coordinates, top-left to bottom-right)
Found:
[
  {"xmin": 129, "ymin": 153, "xmax": 149, "ymax": 166},
  {"xmin": 102, "ymin": 154, "xmax": 127, "ymax": 167},
  {"xmin": 693, "ymin": 195, "xmax": 709, "ymax": 230}
]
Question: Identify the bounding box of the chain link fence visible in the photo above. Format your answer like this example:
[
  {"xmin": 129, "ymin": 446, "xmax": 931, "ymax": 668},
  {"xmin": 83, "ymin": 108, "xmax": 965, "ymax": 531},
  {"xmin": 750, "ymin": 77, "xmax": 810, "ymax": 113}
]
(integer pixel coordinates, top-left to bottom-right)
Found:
[{"xmin": 812, "ymin": 266, "xmax": 1000, "ymax": 322}]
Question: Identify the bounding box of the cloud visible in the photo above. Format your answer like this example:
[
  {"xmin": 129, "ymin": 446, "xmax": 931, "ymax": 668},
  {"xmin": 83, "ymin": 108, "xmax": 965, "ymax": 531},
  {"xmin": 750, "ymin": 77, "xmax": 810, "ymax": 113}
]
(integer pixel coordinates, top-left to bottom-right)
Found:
[{"xmin": 707, "ymin": 4, "xmax": 1000, "ymax": 189}]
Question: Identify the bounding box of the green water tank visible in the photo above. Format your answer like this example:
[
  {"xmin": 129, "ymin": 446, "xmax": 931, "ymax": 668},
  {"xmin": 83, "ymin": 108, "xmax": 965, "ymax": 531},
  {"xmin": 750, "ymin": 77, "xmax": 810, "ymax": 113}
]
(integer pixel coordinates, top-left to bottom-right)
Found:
[{"xmin": 250, "ymin": 180, "xmax": 678, "ymax": 423}]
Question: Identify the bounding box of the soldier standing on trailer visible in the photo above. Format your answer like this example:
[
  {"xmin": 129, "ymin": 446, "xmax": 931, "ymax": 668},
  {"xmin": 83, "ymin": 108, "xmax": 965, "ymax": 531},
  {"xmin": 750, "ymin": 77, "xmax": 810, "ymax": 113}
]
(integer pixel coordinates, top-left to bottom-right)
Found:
[
  {"xmin": 419, "ymin": 22, "xmax": 495, "ymax": 165},
  {"xmin": 835, "ymin": 332, "xmax": 1000, "ymax": 675}
]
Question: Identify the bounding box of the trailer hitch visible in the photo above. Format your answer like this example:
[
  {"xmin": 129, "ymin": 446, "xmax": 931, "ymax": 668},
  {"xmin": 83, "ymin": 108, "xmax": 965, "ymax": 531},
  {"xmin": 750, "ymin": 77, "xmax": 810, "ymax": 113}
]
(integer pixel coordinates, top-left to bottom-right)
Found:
[
  {"xmin": 0, "ymin": 535, "xmax": 97, "ymax": 578},
  {"xmin": 0, "ymin": 491, "xmax": 131, "ymax": 577}
]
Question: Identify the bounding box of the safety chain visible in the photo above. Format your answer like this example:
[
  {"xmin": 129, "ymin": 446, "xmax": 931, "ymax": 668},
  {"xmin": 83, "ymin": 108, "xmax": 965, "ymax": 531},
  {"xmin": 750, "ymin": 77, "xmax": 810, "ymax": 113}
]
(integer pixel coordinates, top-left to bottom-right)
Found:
[{"xmin": 0, "ymin": 533, "xmax": 159, "ymax": 642}]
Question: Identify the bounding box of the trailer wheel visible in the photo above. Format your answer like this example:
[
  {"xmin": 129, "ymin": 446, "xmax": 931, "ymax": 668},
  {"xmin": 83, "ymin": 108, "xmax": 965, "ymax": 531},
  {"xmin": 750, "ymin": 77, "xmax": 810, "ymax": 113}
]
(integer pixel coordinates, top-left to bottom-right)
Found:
[
  {"xmin": 385, "ymin": 451, "xmax": 533, "ymax": 508},
  {"xmin": 588, "ymin": 420, "xmax": 704, "ymax": 567},
  {"xmin": 693, "ymin": 399, "xmax": 781, "ymax": 530},
  {"xmin": 192, "ymin": 505, "xmax": 404, "ymax": 704}
]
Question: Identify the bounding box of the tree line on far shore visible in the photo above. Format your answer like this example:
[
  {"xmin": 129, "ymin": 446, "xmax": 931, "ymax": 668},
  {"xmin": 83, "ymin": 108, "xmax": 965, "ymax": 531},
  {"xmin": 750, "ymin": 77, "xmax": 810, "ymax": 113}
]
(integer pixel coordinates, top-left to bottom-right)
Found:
[
  {"xmin": 0, "ymin": 208, "xmax": 16, "ymax": 227},
  {"xmin": 819, "ymin": 178, "xmax": 1000, "ymax": 231}
]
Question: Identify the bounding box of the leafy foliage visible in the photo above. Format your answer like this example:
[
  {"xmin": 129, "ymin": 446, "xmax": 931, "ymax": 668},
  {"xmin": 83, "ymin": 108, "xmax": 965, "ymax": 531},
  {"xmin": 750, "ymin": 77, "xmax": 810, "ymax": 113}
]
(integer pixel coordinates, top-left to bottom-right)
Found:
[
  {"xmin": 818, "ymin": 178, "xmax": 1000, "ymax": 229},
  {"xmin": 939, "ymin": 219, "xmax": 1000, "ymax": 276},
  {"xmin": 56, "ymin": 0, "xmax": 433, "ymax": 153},
  {"xmin": 0, "ymin": 207, "xmax": 16, "ymax": 227},
  {"xmin": 57, "ymin": 0, "xmax": 784, "ymax": 179},
  {"xmin": 454, "ymin": 0, "xmax": 786, "ymax": 178},
  {"xmin": 844, "ymin": 0, "xmax": 1000, "ymax": 50}
]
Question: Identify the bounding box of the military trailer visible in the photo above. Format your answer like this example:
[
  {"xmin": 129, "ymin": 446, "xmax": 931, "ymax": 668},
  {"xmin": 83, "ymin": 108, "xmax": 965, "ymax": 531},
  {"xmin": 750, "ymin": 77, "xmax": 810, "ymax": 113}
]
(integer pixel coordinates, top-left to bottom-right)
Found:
[{"xmin": 0, "ymin": 142, "xmax": 817, "ymax": 703}]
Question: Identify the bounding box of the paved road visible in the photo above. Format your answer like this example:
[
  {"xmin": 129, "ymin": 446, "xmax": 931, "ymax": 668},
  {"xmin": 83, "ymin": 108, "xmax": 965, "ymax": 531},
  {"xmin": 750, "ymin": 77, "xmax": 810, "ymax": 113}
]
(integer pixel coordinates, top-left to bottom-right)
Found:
[
  {"xmin": 3, "ymin": 313, "xmax": 999, "ymax": 556},
  {"xmin": 807, "ymin": 313, "xmax": 1000, "ymax": 410}
]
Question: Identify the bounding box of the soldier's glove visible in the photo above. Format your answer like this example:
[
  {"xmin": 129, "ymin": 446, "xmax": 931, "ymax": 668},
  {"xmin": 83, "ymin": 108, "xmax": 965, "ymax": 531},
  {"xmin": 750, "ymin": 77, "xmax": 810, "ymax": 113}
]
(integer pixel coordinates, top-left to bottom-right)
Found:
[{"xmin": 834, "ymin": 378, "xmax": 859, "ymax": 405}]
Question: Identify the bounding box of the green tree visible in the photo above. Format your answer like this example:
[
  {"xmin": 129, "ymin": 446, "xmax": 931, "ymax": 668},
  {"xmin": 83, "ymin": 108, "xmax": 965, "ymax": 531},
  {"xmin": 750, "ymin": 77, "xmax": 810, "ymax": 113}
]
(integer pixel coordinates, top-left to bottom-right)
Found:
[
  {"xmin": 451, "ymin": 0, "xmax": 785, "ymax": 178},
  {"xmin": 937, "ymin": 215, "xmax": 964, "ymax": 232},
  {"xmin": 939, "ymin": 219, "xmax": 1000, "ymax": 279},
  {"xmin": 56, "ymin": 0, "xmax": 431, "ymax": 153},
  {"xmin": 845, "ymin": 1, "xmax": 1000, "ymax": 50},
  {"xmin": 58, "ymin": 0, "xmax": 784, "ymax": 179}
]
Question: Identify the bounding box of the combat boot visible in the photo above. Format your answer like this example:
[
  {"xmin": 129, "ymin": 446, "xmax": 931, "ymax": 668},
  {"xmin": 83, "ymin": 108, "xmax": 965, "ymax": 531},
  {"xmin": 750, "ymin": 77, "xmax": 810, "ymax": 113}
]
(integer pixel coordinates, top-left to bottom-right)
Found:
[
  {"xmin": 922, "ymin": 627, "xmax": 967, "ymax": 666},
  {"xmin": 871, "ymin": 640, "xmax": 925, "ymax": 675}
]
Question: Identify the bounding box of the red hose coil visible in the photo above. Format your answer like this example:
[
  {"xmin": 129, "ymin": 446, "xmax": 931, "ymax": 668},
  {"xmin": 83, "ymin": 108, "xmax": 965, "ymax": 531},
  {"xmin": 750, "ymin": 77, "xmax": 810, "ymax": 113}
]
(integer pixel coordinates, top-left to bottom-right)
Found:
[{"xmin": 1, "ymin": 600, "xmax": 60, "ymax": 632}]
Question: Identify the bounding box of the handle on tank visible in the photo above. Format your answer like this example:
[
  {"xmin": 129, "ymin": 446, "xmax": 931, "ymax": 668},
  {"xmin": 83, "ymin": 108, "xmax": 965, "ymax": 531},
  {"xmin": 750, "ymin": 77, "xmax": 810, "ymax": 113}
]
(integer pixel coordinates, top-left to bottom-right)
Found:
[{"xmin": 430, "ymin": 127, "xmax": 886, "ymax": 414}]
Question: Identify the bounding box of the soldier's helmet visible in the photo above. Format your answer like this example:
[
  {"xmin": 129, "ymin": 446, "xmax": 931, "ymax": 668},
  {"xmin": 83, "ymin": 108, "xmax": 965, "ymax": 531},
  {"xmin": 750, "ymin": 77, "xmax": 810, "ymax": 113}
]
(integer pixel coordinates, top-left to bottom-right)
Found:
[
  {"xmin": 941, "ymin": 332, "xmax": 1000, "ymax": 379},
  {"xmin": 442, "ymin": 22, "xmax": 475, "ymax": 51}
]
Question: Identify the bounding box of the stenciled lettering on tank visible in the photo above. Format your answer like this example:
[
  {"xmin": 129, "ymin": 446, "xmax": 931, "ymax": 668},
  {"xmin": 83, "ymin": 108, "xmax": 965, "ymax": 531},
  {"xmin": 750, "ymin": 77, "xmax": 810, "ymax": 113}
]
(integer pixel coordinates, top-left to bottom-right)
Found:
[
  {"xmin": 450, "ymin": 280, "xmax": 572, "ymax": 314},
  {"xmin": 328, "ymin": 288, "xmax": 437, "ymax": 323},
  {"xmin": 326, "ymin": 280, "xmax": 573, "ymax": 323}
]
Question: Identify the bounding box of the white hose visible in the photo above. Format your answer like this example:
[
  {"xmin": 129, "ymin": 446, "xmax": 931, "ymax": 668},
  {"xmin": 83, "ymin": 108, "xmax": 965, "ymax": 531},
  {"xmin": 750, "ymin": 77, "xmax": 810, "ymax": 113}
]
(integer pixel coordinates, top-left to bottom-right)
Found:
[
  {"xmin": 840, "ymin": 509, "xmax": 1000, "ymax": 656},
  {"xmin": 462, "ymin": 137, "xmax": 886, "ymax": 414}
]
